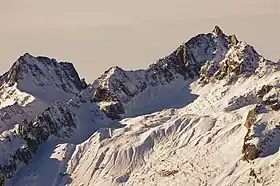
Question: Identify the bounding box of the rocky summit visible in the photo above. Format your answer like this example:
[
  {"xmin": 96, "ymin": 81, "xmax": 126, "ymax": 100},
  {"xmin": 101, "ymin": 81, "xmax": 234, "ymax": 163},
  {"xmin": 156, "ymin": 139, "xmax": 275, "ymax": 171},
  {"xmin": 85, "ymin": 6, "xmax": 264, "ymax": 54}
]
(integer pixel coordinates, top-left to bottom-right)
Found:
[{"xmin": 0, "ymin": 26, "xmax": 279, "ymax": 186}]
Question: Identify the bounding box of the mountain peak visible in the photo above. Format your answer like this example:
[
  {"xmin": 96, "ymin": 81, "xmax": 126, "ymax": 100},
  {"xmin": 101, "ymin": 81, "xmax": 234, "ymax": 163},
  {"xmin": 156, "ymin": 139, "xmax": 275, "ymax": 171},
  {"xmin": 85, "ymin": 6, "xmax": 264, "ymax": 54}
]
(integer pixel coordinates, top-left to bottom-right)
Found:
[
  {"xmin": 22, "ymin": 52, "xmax": 32, "ymax": 58},
  {"xmin": 19, "ymin": 52, "xmax": 58, "ymax": 66},
  {"xmin": 1, "ymin": 27, "xmax": 280, "ymax": 186},
  {"xmin": 0, "ymin": 53, "xmax": 87, "ymax": 105},
  {"xmin": 212, "ymin": 25, "xmax": 224, "ymax": 36}
]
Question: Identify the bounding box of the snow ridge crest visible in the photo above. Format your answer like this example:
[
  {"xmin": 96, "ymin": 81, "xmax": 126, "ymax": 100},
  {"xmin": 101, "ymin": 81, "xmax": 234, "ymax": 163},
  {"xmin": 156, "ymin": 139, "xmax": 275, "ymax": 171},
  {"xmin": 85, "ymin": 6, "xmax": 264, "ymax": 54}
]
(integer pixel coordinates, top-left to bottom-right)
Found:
[{"xmin": 1, "ymin": 26, "xmax": 280, "ymax": 186}]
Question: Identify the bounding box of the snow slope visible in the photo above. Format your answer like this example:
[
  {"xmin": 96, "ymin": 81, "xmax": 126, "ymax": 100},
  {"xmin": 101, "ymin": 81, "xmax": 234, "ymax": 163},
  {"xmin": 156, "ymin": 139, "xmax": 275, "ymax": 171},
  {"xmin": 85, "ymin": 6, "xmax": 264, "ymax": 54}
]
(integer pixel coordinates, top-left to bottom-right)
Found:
[
  {"xmin": 0, "ymin": 53, "xmax": 88, "ymax": 184},
  {"xmin": 91, "ymin": 26, "xmax": 234, "ymax": 119},
  {"xmin": 0, "ymin": 85, "xmax": 117, "ymax": 184},
  {"xmin": 0, "ymin": 53, "xmax": 86, "ymax": 134},
  {"xmin": 2, "ymin": 26, "xmax": 280, "ymax": 186},
  {"xmin": 9, "ymin": 69, "xmax": 280, "ymax": 186}
]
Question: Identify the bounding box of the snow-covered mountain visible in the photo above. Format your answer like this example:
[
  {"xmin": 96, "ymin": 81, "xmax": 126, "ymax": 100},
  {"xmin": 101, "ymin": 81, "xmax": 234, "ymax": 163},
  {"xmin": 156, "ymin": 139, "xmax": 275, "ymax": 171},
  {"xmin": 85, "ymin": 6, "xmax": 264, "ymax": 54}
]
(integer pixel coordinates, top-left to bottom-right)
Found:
[
  {"xmin": 91, "ymin": 26, "xmax": 234, "ymax": 119},
  {"xmin": 0, "ymin": 54, "xmax": 89, "ymax": 184},
  {"xmin": 1, "ymin": 26, "xmax": 280, "ymax": 186},
  {"xmin": 0, "ymin": 53, "xmax": 87, "ymax": 106},
  {"xmin": 0, "ymin": 53, "xmax": 87, "ymax": 133}
]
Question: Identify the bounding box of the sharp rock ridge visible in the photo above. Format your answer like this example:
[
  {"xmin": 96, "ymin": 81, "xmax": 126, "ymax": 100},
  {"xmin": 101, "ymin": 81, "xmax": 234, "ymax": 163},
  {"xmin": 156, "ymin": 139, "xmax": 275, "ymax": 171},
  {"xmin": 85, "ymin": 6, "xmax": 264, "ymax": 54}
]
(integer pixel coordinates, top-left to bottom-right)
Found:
[{"xmin": 1, "ymin": 27, "xmax": 280, "ymax": 186}]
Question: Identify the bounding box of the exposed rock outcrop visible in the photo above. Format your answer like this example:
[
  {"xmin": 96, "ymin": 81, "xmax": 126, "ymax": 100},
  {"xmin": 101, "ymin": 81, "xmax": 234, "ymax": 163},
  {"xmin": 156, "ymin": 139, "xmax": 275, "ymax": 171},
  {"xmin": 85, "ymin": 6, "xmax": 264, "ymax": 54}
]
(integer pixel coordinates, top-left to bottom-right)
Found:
[
  {"xmin": 0, "ymin": 102, "xmax": 76, "ymax": 183},
  {"xmin": 92, "ymin": 27, "xmax": 236, "ymax": 118},
  {"xmin": 1, "ymin": 27, "xmax": 280, "ymax": 185},
  {"xmin": 242, "ymin": 85, "xmax": 280, "ymax": 161}
]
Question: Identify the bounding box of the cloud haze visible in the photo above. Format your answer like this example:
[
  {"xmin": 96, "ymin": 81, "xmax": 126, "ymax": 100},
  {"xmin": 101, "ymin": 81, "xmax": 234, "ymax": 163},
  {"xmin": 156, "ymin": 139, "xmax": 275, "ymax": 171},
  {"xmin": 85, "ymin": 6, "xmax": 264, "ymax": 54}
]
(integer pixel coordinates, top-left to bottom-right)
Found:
[{"xmin": 1, "ymin": 0, "xmax": 279, "ymax": 81}]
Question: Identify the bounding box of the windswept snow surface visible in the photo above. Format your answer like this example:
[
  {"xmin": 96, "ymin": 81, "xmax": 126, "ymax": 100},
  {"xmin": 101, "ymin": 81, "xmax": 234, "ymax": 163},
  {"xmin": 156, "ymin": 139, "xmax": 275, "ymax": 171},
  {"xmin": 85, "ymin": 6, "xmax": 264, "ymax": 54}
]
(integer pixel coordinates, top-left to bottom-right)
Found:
[
  {"xmin": 0, "ymin": 53, "xmax": 86, "ymax": 136},
  {"xmin": 2, "ymin": 27, "xmax": 280, "ymax": 186},
  {"xmin": 7, "ymin": 70, "xmax": 280, "ymax": 186}
]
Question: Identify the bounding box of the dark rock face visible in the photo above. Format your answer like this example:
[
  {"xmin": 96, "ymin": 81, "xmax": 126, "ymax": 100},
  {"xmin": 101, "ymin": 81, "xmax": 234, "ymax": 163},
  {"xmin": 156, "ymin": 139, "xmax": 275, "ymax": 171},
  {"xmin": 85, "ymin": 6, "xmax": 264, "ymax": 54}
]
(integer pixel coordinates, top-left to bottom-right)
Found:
[
  {"xmin": 23, "ymin": 102, "xmax": 76, "ymax": 138},
  {"xmin": 200, "ymin": 42, "xmax": 262, "ymax": 84},
  {"xmin": 256, "ymin": 85, "xmax": 273, "ymax": 99},
  {"xmin": 93, "ymin": 86, "xmax": 125, "ymax": 119},
  {"xmin": 0, "ymin": 103, "xmax": 30, "ymax": 133},
  {"xmin": 0, "ymin": 102, "xmax": 76, "ymax": 184},
  {"xmin": 101, "ymin": 101, "xmax": 125, "ymax": 120},
  {"xmin": 213, "ymin": 26, "xmax": 224, "ymax": 36},
  {"xmin": 242, "ymin": 107, "xmax": 258, "ymax": 161},
  {"xmin": 242, "ymin": 143, "xmax": 260, "ymax": 161},
  {"xmin": 60, "ymin": 62, "xmax": 88, "ymax": 91},
  {"xmin": 0, "ymin": 61, "xmax": 21, "ymax": 86},
  {"xmin": 94, "ymin": 88, "xmax": 118, "ymax": 102}
]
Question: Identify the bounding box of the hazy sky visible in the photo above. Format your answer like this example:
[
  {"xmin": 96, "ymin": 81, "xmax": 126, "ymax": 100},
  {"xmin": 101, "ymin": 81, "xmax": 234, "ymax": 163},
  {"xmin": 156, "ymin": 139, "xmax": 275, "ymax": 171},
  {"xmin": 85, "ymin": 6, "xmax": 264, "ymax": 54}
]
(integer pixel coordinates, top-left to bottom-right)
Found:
[{"xmin": 1, "ymin": 0, "xmax": 279, "ymax": 81}]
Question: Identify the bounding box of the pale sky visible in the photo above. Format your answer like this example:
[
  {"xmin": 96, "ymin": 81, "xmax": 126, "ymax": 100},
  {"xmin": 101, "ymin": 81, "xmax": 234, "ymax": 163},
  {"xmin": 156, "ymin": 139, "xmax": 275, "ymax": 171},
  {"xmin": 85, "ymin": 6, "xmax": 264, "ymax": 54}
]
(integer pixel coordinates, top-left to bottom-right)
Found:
[{"xmin": 1, "ymin": 0, "xmax": 280, "ymax": 81}]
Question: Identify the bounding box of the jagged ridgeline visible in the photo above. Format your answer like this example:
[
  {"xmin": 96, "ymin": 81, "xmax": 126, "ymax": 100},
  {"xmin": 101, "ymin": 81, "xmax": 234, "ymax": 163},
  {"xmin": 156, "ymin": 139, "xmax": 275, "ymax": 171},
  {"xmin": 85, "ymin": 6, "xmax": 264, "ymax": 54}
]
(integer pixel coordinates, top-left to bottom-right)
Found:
[
  {"xmin": 0, "ymin": 26, "xmax": 280, "ymax": 186},
  {"xmin": 0, "ymin": 54, "xmax": 88, "ymax": 184}
]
